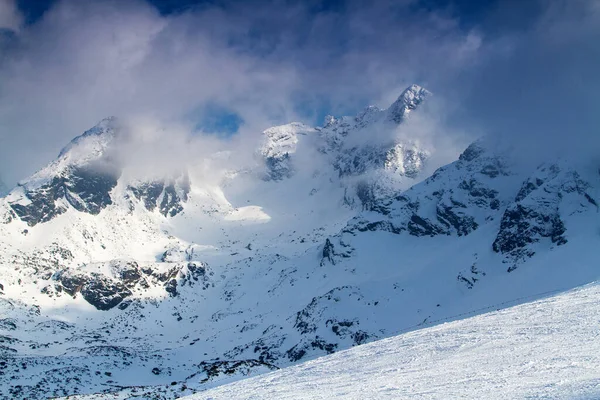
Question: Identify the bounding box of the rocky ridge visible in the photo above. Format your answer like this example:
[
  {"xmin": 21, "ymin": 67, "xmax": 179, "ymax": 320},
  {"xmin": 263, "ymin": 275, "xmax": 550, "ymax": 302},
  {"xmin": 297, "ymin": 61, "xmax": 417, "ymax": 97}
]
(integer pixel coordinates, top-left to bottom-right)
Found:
[{"xmin": 0, "ymin": 85, "xmax": 598, "ymax": 399}]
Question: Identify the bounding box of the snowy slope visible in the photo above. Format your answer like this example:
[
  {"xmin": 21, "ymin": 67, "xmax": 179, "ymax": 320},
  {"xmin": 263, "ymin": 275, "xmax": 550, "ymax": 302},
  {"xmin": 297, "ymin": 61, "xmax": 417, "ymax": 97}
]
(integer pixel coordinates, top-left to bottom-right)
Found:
[
  {"xmin": 194, "ymin": 282, "xmax": 600, "ymax": 400},
  {"xmin": 0, "ymin": 84, "xmax": 599, "ymax": 399}
]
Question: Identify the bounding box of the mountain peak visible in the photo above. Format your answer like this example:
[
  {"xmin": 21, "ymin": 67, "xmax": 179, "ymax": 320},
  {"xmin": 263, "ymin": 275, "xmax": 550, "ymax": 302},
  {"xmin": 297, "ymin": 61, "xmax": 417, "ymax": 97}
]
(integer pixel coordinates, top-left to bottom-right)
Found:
[
  {"xmin": 58, "ymin": 116, "xmax": 117, "ymax": 158},
  {"xmin": 260, "ymin": 122, "xmax": 316, "ymax": 180},
  {"xmin": 355, "ymin": 105, "xmax": 382, "ymax": 128},
  {"xmin": 387, "ymin": 84, "xmax": 431, "ymax": 123},
  {"xmin": 323, "ymin": 115, "xmax": 337, "ymax": 128},
  {"xmin": 13, "ymin": 117, "xmax": 119, "ymax": 203}
]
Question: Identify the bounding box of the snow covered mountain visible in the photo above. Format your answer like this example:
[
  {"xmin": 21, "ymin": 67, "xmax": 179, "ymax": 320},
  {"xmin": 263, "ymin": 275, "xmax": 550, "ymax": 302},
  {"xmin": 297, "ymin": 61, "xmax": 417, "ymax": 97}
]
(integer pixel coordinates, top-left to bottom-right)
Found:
[
  {"xmin": 192, "ymin": 282, "xmax": 600, "ymax": 400},
  {"xmin": 0, "ymin": 84, "xmax": 598, "ymax": 399}
]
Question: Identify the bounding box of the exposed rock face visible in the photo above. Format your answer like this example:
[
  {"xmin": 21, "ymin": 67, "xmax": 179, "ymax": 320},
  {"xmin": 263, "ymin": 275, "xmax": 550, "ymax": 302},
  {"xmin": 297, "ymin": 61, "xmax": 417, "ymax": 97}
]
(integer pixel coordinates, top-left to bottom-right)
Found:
[
  {"xmin": 287, "ymin": 286, "xmax": 374, "ymax": 362},
  {"xmin": 343, "ymin": 141, "xmax": 509, "ymax": 238},
  {"xmin": 259, "ymin": 85, "xmax": 430, "ymax": 186},
  {"xmin": 160, "ymin": 262, "xmax": 211, "ymax": 297},
  {"xmin": 10, "ymin": 165, "xmax": 120, "ymax": 226},
  {"xmin": 9, "ymin": 178, "xmax": 69, "ymax": 226},
  {"xmin": 260, "ymin": 123, "xmax": 315, "ymax": 181},
  {"xmin": 128, "ymin": 182, "xmax": 165, "ymax": 211},
  {"xmin": 457, "ymin": 263, "xmax": 486, "ymax": 289},
  {"xmin": 321, "ymin": 239, "xmax": 336, "ymax": 265},
  {"xmin": 6, "ymin": 117, "xmax": 193, "ymax": 226},
  {"xmin": 334, "ymin": 143, "xmax": 428, "ymax": 178},
  {"xmin": 435, "ymin": 202, "xmax": 479, "ymax": 237},
  {"xmin": 79, "ymin": 277, "xmax": 133, "ymax": 311},
  {"xmin": 323, "ymin": 86, "xmax": 430, "ymax": 180},
  {"xmin": 192, "ymin": 360, "xmax": 278, "ymax": 384},
  {"xmin": 0, "ymin": 319, "xmax": 17, "ymax": 331},
  {"xmin": 56, "ymin": 270, "xmax": 133, "ymax": 311},
  {"xmin": 49, "ymin": 260, "xmax": 211, "ymax": 309},
  {"xmin": 492, "ymin": 164, "xmax": 595, "ymax": 271},
  {"xmin": 406, "ymin": 213, "xmax": 450, "ymax": 237},
  {"xmin": 128, "ymin": 173, "xmax": 190, "ymax": 217},
  {"xmin": 493, "ymin": 204, "xmax": 566, "ymax": 265},
  {"xmin": 458, "ymin": 141, "xmax": 485, "ymax": 162},
  {"xmin": 287, "ymin": 337, "xmax": 338, "ymax": 362},
  {"xmin": 385, "ymin": 144, "xmax": 429, "ymax": 178},
  {"xmin": 265, "ymin": 153, "xmax": 293, "ymax": 181},
  {"xmin": 224, "ymin": 330, "xmax": 288, "ymax": 365},
  {"xmin": 339, "ymin": 140, "xmax": 599, "ymax": 274},
  {"xmin": 387, "ymin": 84, "xmax": 431, "ymax": 123},
  {"xmin": 7, "ymin": 118, "xmax": 120, "ymax": 226},
  {"xmin": 320, "ymin": 237, "xmax": 353, "ymax": 266},
  {"xmin": 0, "ymin": 84, "xmax": 598, "ymax": 399}
]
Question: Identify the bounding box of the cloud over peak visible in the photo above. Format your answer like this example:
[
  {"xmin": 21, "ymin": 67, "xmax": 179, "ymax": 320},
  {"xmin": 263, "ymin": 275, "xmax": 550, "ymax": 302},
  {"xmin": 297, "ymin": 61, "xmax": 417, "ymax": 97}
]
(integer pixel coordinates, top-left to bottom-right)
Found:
[{"xmin": 0, "ymin": 0, "xmax": 598, "ymax": 186}]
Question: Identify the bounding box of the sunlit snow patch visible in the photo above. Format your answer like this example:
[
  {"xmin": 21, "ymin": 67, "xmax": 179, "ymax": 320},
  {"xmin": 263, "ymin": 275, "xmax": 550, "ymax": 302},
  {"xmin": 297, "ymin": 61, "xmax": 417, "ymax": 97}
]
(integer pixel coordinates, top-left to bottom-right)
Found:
[{"xmin": 223, "ymin": 206, "xmax": 271, "ymax": 223}]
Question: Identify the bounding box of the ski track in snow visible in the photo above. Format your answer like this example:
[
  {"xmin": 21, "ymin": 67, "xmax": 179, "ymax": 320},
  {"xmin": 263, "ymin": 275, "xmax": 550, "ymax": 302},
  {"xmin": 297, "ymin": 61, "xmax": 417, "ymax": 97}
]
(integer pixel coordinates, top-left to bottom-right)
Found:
[{"xmin": 194, "ymin": 283, "xmax": 600, "ymax": 400}]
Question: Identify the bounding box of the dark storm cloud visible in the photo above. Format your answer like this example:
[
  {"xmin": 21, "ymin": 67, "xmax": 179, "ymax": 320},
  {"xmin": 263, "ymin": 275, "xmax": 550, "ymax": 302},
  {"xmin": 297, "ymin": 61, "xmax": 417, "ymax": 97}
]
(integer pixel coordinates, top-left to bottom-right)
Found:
[{"xmin": 0, "ymin": 0, "xmax": 597, "ymax": 186}]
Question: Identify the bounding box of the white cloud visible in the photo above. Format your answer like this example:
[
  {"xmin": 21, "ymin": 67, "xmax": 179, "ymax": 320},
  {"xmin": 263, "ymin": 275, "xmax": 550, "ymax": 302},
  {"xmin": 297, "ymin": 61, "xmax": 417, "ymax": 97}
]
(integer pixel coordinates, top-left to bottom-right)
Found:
[
  {"xmin": 0, "ymin": 0, "xmax": 597, "ymax": 186},
  {"xmin": 0, "ymin": 0, "xmax": 22, "ymax": 31}
]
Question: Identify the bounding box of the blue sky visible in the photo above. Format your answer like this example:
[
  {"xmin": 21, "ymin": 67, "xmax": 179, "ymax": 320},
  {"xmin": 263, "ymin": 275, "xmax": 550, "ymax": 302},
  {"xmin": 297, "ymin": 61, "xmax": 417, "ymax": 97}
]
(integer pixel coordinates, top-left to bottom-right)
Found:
[
  {"xmin": 16, "ymin": 0, "xmax": 543, "ymax": 30},
  {"xmin": 8, "ymin": 0, "xmax": 542, "ymax": 135},
  {"xmin": 0, "ymin": 0, "xmax": 598, "ymax": 185}
]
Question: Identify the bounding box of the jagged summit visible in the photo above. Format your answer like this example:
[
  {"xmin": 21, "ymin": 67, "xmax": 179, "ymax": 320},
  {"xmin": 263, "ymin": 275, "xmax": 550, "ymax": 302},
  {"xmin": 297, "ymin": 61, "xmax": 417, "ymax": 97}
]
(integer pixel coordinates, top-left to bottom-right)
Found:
[
  {"xmin": 58, "ymin": 116, "xmax": 118, "ymax": 158},
  {"xmin": 260, "ymin": 122, "xmax": 316, "ymax": 160},
  {"xmin": 3, "ymin": 118, "xmax": 121, "ymax": 226},
  {"xmin": 259, "ymin": 85, "xmax": 431, "ymax": 182},
  {"xmin": 3, "ymin": 85, "xmax": 433, "ymax": 226},
  {"xmin": 17, "ymin": 117, "xmax": 119, "ymax": 194},
  {"xmin": 0, "ymin": 85, "xmax": 598, "ymax": 399},
  {"xmin": 387, "ymin": 84, "xmax": 431, "ymax": 123},
  {"xmin": 321, "ymin": 84, "xmax": 430, "ymax": 131},
  {"xmin": 5, "ymin": 116, "xmax": 193, "ymax": 226},
  {"xmin": 354, "ymin": 105, "xmax": 382, "ymax": 128},
  {"xmin": 260, "ymin": 122, "xmax": 317, "ymax": 181}
]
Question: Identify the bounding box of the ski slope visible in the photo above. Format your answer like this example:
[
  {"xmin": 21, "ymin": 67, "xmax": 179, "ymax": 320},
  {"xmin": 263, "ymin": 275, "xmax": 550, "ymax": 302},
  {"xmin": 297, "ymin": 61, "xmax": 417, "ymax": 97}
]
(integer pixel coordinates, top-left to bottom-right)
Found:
[{"xmin": 194, "ymin": 283, "xmax": 600, "ymax": 400}]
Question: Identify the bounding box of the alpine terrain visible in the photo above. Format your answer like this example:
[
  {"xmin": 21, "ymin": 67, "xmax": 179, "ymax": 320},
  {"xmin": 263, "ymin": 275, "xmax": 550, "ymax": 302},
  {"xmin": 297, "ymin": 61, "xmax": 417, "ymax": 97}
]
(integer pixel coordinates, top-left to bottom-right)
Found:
[
  {"xmin": 0, "ymin": 85, "xmax": 598, "ymax": 399},
  {"xmin": 195, "ymin": 282, "xmax": 600, "ymax": 399}
]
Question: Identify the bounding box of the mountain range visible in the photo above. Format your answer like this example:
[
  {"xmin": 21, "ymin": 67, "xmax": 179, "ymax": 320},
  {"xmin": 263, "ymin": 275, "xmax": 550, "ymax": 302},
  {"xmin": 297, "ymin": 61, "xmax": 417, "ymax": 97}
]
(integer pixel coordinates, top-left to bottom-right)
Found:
[{"xmin": 0, "ymin": 84, "xmax": 598, "ymax": 399}]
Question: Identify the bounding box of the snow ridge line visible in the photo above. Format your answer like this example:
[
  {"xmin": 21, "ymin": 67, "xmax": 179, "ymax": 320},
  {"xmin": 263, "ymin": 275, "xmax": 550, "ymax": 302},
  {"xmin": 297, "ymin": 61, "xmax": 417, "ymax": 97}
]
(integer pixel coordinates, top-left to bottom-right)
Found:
[{"xmin": 390, "ymin": 287, "xmax": 570, "ymax": 336}]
